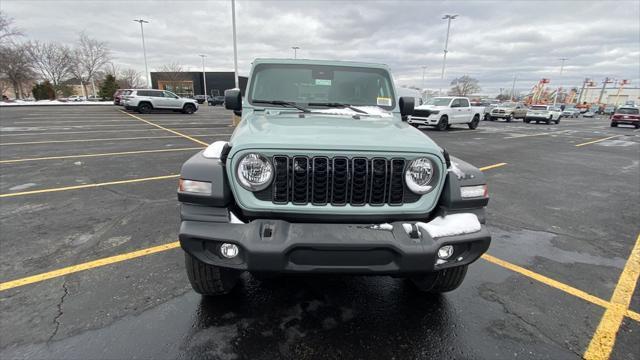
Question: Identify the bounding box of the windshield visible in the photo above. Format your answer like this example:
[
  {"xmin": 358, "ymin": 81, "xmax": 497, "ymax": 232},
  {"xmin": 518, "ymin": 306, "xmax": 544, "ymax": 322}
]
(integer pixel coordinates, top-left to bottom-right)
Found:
[
  {"xmin": 617, "ymin": 108, "xmax": 639, "ymax": 114},
  {"xmin": 500, "ymin": 103, "xmax": 516, "ymax": 108},
  {"xmin": 425, "ymin": 97, "xmax": 453, "ymax": 106},
  {"xmin": 248, "ymin": 63, "xmax": 395, "ymax": 110},
  {"xmin": 531, "ymin": 105, "xmax": 547, "ymax": 110}
]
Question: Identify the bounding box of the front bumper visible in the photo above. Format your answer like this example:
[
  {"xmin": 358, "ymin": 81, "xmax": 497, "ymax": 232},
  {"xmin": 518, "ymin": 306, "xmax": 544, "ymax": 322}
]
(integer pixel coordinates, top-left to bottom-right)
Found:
[
  {"xmin": 180, "ymin": 216, "xmax": 491, "ymax": 275},
  {"xmin": 611, "ymin": 118, "xmax": 639, "ymax": 125},
  {"xmin": 408, "ymin": 116, "xmax": 439, "ymax": 125}
]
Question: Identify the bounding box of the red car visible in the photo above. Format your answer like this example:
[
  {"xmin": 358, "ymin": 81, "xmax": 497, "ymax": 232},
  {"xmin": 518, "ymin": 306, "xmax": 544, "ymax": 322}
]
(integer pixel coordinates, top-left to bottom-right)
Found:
[
  {"xmin": 113, "ymin": 89, "xmax": 128, "ymax": 105},
  {"xmin": 610, "ymin": 107, "xmax": 640, "ymax": 128}
]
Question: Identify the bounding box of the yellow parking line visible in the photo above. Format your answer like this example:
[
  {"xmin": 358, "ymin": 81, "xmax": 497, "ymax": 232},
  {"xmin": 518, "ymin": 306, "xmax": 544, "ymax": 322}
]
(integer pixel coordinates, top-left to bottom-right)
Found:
[
  {"xmin": 119, "ymin": 110, "xmax": 210, "ymax": 146},
  {"xmin": 575, "ymin": 135, "xmax": 619, "ymax": 147},
  {"xmin": 0, "ymin": 147, "xmax": 204, "ymax": 164},
  {"xmin": 584, "ymin": 233, "xmax": 640, "ymax": 360},
  {"xmin": 0, "ymin": 134, "xmax": 230, "ymax": 146},
  {"xmin": 479, "ymin": 162, "xmax": 508, "ymax": 171},
  {"xmin": 481, "ymin": 254, "xmax": 611, "ymax": 309},
  {"xmin": 0, "ymin": 242, "xmax": 181, "ymax": 291},
  {"xmin": 0, "ymin": 174, "xmax": 179, "ymax": 198},
  {"xmin": 627, "ymin": 309, "xmax": 640, "ymax": 322}
]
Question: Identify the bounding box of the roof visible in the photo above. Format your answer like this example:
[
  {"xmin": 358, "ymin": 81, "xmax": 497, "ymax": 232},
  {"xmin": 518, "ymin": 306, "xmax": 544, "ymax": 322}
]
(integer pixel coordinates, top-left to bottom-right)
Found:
[{"xmin": 252, "ymin": 58, "xmax": 391, "ymax": 70}]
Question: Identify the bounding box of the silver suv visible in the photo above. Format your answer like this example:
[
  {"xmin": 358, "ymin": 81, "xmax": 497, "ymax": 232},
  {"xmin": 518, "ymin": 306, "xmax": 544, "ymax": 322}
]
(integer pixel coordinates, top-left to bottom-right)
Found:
[{"xmin": 123, "ymin": 89, "xmax": 199, "ymax": 114}]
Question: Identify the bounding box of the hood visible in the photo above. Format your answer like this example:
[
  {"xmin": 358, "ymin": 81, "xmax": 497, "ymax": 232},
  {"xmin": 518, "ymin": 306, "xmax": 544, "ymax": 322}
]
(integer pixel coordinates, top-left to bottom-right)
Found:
[
  {"xmin": 229, "ymin": 111, "xmax": 441, "ymax": 156},
  {"xmin": 415, "ymin": 104, "xmax": 449, "ymax": 110}
]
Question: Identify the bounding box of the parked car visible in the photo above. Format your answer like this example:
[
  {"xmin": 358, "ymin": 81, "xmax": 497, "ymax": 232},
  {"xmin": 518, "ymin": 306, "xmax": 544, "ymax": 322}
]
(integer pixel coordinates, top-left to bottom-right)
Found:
[
  {"xmin": 603, "ymin": 105, "xmax": 616, "ymax": 116},
  {"xmin": 409, "ymin": 96, "xmax": 484, "ymax": 130},
  {"xmin": 122, "ymin": 89, "xmax": 199, "ymax": 114},
  {"xmin": 194, "ymin": 95, "xmax": 207, "ymax": 104},
  {"xmin": 583, "ymin": 110, "xmax": 596, "ymax": 118},
  {"xmin": 208, "ymin": 95, "xmax": 225, "ymax": 106},
  {"xmin": 177, "ymin": 58, "xmax": 492, "ymax": 296},
  {"xmin": 610, "ymin": 106, "xmax": 639, "ymax": 128},
  {"xmin": 487, "ymin": 102, "xmax": 527, "ymax": 122},
  {"xmin": 67, "ymin": 95, "xmax": 84, "ymax": 102},
  {"xmin": 561, "ymin": 107, "xmax": 580, "ymax": 118},
  {"xmin": 524, "ymin": 105, "xmax": 562, "ymax": 124},
  {"xmin": 113, "ymin": 89, "xmax": 130, "ymax": 105}
]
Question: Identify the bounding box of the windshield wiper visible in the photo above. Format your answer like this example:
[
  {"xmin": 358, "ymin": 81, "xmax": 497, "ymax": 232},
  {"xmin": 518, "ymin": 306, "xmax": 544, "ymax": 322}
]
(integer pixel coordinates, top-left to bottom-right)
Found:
[
  {"xmin": 252, "ymin": 100, "xmax": 310, "ymax": 112},
  {"xmin": 308, "ymin": 102, "xmax": 369, "ymax": 114}
]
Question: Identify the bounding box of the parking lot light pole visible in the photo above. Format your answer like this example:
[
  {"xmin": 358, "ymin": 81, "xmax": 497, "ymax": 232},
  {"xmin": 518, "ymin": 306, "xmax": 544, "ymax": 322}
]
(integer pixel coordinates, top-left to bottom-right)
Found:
[
  {"xmin": 231, "ymin": 0, "xmax": 239, "ymax": 89},
  {"xmin": 440, "ymin": 14, "xmax": 458, "ymax": 94},
  {"xmin": 510, "ymin": 74, "xmax": 517, "ymax": 101},
  {"xmin": 292, "ymin": 46, "xmax": 300, "ymax": 59},
  {"xmin": 133, "ymin": 19, "xmax": 150, "ymax": 88},
  {"xmin": 553, "ymin": 58, "xmax": 568, "ymax": 106},
  {"xmin": 199, "ymin": 55, "xmax": 207, "ymax": 102},
  {"xmin": 421, "ymin": 66, "xmax": 427, "ymax": 89}
]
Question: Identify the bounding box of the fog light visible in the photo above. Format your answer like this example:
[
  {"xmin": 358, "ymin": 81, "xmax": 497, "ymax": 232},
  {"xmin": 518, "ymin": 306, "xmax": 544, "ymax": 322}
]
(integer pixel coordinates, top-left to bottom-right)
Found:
[
  {"xmin": 220, "ymin": 243, "xmax": 239, "ymax": 258},
  {"xmin": 438, "ymin": 245, "xmax": 454, "ymax": 260},
  {"xmin": 460, "ymin": 185, "xmax": 487, "ymax": 198}
]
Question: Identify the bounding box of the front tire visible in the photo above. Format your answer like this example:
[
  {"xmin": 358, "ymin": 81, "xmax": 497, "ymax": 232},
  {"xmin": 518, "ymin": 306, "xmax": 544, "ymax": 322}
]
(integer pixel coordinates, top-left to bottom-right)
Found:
[
  {"xmin": 546, "ymin": 116, "xmax": 552, "ymax": 125},
  {"xmin": 410, "ymin": 265, "xmax": 468, "ymax": 293},
  {"xmin": 185, "ymin": 253, "xmax": 241, "ymax": 296},
  {"xmin": 183, "ymin": 103, "xmax": 196, "ymax": 114},
  {"xmin": 611, "ymin": 122, "xmax": 618, "ymax": 127},
  {"xmin": 506, "ymin": 114, "xmax": 513, "ymax": 122},
  {"xmin": 437, "ymin": 116, "xmax": 448, "ymax": 131},
  {"xmin": 468, "ymin": 115, "xmax": 480, "ymax": 129}
]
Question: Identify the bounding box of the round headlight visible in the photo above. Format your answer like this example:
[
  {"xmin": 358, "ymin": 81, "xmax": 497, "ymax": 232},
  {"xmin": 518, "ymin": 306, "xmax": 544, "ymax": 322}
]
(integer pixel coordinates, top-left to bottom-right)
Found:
[
  {"xmin": 405, "ymin": 158, "xmax": 436, "ymax": 194},
  {"xmin": 236, "ymin": 153, "xmax": 273, "ymax": 191}
]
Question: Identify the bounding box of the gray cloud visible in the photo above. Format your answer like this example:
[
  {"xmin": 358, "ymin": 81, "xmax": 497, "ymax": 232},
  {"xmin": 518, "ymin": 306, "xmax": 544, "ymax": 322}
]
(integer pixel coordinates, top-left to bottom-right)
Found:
[{"xmin": 3, "ymin": 0, "xmax": 639, "ymax": 94}]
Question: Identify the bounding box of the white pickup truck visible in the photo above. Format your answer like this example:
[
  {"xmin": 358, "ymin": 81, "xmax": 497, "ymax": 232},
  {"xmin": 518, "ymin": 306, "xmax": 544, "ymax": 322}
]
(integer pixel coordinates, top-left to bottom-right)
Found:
[{"xmin": 408, "ymin": 97, "xmax": 484, "ymax": 131}]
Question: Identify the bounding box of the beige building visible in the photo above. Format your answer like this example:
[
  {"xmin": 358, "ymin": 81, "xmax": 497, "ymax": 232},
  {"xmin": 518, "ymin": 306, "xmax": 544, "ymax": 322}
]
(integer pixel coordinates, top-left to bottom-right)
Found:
[{"xmin": 577, "ymin": 86, "xmax": 640, "ymax": 106}]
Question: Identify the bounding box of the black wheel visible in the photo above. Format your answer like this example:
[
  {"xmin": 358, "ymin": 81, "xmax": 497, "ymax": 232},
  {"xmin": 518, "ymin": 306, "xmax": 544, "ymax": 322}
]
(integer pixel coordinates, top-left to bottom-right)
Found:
[
  {"xmin": 611, "ymin": 122, "xmax": 617, "ymax": 127},
  {"xmin": 506, "ymin": 114, "xmax": 513, "ymax": 122},
  {"xmin": 185, "ymin": 253, "xmax": 241, "ymax": 296},
  {"xmin": 488, "ymin": 116, "xmax": 495, "ymax": 121},
  {"xmin": 546, "ymin": 116, "xmax": 552, "ymax": 125},
  {"xmin": 183, "ymin": 103, "xmax": 196, "ymax": 114},
  {"xmin": 138, "ymin": 102, "xmax": 152, "ymax": 114},
  {"xmin": 410, "ymin": 123, "xmax": 420, "ymax": 128},
  {"xmin": 524, "ymin": 118, "xmax": 530, "ymax": 123},
  {"xmin": 468, "ymin": 115, "xmax": 480, "ymax": 129},
  {"xmin": 555, "ymin": 118, "xmax": 560, "ymax": 124},
  {"xmin": 636, "ymin": 124, "xmax": 640, "ymax": 129},
  {"xmin": 437, "ymin": 116, "xmax": 448, "ymax": 131},
  {"xmin": 536, "ymin": 120, "xmax": 540, "ymax": 124},
  {"xmin": 483, "ymin": 114, "xmax": 489, "ymax": 121},
  {"xmin": 410, "ymin": 265, "xmax": 468, "ymax": 293}
]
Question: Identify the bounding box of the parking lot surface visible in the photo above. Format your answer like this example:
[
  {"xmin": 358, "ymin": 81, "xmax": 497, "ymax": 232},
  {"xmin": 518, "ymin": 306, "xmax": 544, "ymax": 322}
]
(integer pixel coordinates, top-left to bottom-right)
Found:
[{"xmin": 1, "ymin": 106, "xmax": 638, "ymax": 359}]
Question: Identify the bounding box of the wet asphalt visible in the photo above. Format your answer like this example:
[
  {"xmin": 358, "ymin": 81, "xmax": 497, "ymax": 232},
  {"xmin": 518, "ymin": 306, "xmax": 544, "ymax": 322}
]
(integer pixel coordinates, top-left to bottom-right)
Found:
[{"xmin": 0, "ymin": 105, "xmax": 638, "ymax": 359}]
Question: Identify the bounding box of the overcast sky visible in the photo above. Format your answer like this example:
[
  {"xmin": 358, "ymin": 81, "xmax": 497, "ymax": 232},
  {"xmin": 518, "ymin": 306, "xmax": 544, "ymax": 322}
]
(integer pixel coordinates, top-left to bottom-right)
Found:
[{"xmin": 3, "ymin": 0, "xmax": 639, "ymax": 94}]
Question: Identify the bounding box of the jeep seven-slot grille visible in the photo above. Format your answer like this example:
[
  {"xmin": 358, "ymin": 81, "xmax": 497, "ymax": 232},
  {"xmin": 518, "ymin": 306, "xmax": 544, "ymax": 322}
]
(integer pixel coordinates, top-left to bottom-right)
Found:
[{"xmin": 263, "ymin": 156, "xmax": 413, "ymax": 206}]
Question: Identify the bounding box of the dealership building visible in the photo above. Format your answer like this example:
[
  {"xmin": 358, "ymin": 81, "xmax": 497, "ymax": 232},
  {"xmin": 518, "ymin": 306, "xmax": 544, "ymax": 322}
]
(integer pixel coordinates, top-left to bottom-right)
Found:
[
  {"xmin": 150, "ymin": 72, "xmax": 248, "ymax": 98},
  {"xmin": 577, "ymin": 86, "xmax": 640, "ymax": 106}
]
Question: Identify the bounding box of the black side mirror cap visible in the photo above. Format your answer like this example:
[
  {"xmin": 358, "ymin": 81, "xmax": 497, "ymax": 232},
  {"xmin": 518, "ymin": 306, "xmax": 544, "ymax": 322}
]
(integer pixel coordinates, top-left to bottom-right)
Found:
[
  {"xmin": 399, "ymin": 96, "xmax": 415, "ymax": 121},
  {"xmin": 225, "ymin": 89, "xmax": 242, "ymax": 111}
]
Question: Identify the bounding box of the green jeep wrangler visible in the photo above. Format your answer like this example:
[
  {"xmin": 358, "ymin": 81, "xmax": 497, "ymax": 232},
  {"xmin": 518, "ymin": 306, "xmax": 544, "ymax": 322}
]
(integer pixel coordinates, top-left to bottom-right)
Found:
[{"xmin": 177, "ymin": 59, "xmax": 491, "ymax": 296}]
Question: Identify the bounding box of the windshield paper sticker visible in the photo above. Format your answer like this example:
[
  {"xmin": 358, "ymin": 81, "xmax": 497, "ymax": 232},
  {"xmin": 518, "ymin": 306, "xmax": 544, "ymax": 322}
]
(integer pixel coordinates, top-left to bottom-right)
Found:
[
  {"xmin": 315, "ymin": 79, "xmax": 332, "ymax": 86},
  {"xmin": 377, "ymin": 97, "xmax": 391, "ymax": 106}
]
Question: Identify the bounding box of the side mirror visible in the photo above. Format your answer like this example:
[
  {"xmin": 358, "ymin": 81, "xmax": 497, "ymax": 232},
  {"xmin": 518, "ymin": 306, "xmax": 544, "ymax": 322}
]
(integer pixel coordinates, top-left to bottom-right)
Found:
[
  {"xmin": 399, "ymin": 96, "xmax": 414, "ymax": 121},
  {"xmin": 225, "ymin": 89, "xmax": 242, "ymax": 111}
]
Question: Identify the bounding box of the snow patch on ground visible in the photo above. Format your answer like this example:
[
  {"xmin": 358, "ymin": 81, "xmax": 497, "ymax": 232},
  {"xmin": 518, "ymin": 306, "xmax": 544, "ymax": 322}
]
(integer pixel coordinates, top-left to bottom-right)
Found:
[
  {"xmin": 9, "ymin": 183, "xmax": 37, "ymax": 191},
  {"xmin": 1, "ymin": 100, "xmax": 112, "ymax": 106}
]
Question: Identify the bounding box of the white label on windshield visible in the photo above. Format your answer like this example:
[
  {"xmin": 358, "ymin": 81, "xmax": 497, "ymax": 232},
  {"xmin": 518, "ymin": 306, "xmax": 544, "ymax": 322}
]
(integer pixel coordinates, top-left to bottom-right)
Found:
[
  {"xmin": 377, "ymin": 97, "xmax": 391, "ymax": 106},
  {"xmin": 315, "ymin": 79, "xmax": 332, "ymax": 86}
]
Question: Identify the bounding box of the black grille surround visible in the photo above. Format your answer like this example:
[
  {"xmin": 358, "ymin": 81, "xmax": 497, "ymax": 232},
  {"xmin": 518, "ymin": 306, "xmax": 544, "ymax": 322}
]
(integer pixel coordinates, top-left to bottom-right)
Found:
[
  {"xmin": 412, "ymin": 109, "xmax": 435, "ymax": 118},
  {"xmin": 255, "ymin": 156, "xmax": 426, "ymax": 206}
]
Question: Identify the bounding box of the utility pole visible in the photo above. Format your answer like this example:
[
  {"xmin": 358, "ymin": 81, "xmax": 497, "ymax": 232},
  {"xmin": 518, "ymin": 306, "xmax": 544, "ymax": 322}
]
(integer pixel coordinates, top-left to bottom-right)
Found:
[
  {"xmin": 421, "ymin": 66, "xmax": 427, "ymax": 89},
  {"xmin": 440, "ymin": 14, "xmax": 458, "ymax": 95},
  {"xmin": 199, "ymin": 55, "xmax": 207, "ymax": 101},
  {"xmin": 231, "ymin": 0, "xmax": 239, "ymax": 89},
  {"xmin": 291, "ymin": 46, "xmax": 300, "ymax": 59},
  {"xmin": 133, "ymin": 19, "xmax": 150, "ymax": 88},
  {"xmin": 552, "ymin": 57, "xmax": 568, "ymax": 106},
  {"xmin": 510, "ymin": 74, "xmax": 517, "ymax": 101}
]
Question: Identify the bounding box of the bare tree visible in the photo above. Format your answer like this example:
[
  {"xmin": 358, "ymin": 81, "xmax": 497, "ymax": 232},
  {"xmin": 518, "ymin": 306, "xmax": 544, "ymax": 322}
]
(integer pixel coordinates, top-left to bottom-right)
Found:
[
  {"xmin": 71, "ymin": 32, "xmax": 111, "ymax": 96},
  {"xmin": 0, "ymin": 11, "xmax": 23, "ymax": 46},
  {"xmin": 25, "ymin": 41, "xmax": 73, "ymax": 87},
  {"xmin": 448, "ymin": 75, "xmax": 481, "ymax": 96},
  {"xmin": 119, "ymin": 68, "xmax": 143, "ymax": 88},
  {"xmin": 103, "ymin": 62, "xmax": 120, "ymax": 78},
  {"xmin": 0, "ymin": 43, "xmax": 35, "ymax": 98}
]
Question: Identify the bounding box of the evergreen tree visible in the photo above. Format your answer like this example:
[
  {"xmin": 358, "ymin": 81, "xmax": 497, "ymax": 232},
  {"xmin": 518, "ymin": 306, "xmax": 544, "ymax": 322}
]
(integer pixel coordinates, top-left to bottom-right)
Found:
[
  {"xmin": 99, "ymin": 74, "xmax": 118, "ymax": 100},
  {"xmin": 31, "ymin": 81, "xmax": 56, "ymax": 100}
]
